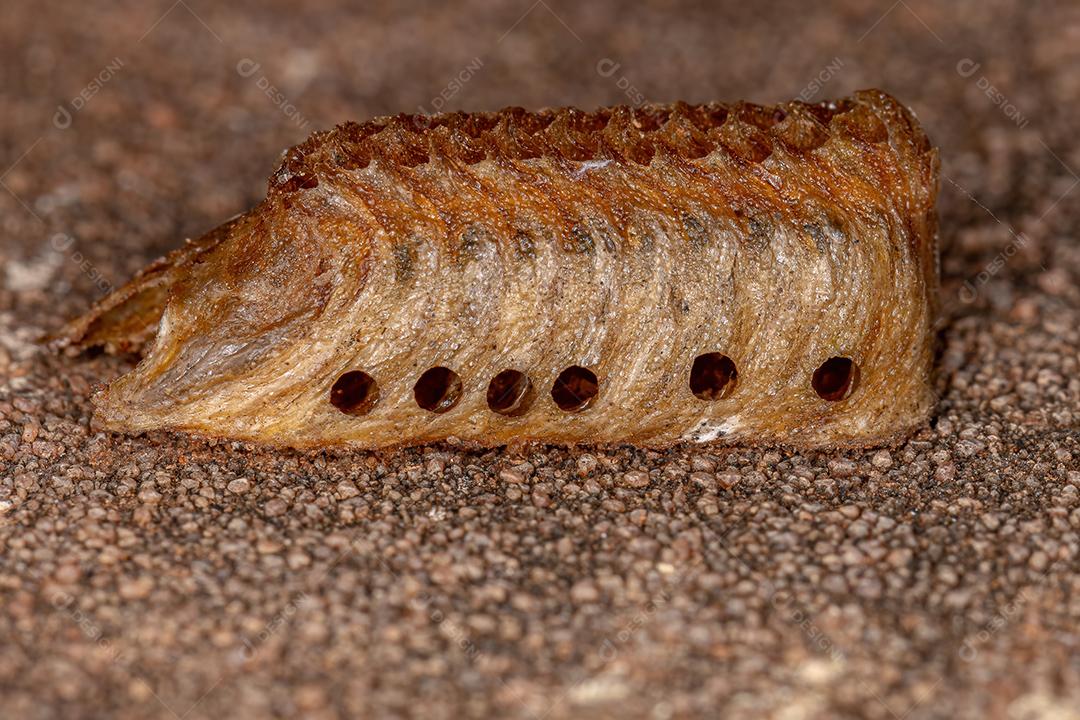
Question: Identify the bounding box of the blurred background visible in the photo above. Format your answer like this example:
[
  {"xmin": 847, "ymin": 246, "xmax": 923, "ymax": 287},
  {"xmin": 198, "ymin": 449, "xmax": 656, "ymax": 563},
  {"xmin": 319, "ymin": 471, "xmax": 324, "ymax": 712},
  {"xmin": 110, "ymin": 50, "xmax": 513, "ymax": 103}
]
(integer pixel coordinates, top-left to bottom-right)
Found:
[
  {"xmin": 1, "ymin": 0, "xmax": 1077, "ymax": 317},
  {"xmin": 2, "ymin": 1, "xmax": 1079, "ymax": 719}
]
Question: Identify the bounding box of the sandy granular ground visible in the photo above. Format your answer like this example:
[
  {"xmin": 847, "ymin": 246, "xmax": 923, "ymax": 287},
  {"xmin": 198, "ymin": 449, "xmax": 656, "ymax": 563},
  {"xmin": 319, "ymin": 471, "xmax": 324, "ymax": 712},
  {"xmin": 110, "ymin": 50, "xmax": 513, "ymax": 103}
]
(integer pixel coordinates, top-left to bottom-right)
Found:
[{"xmin": 1, "ymin": 0, "xmax": 1079, "ymax": 718}]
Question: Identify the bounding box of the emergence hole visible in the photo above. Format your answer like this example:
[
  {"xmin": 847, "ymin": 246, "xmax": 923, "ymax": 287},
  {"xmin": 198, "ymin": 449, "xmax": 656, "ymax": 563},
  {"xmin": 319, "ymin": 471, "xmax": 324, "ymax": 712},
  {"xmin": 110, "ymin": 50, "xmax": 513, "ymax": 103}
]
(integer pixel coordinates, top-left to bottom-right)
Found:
[
  {"xmin": 551, "ymin": 365, "xmax": 599, "ymax": 412},
  {"xmin": 414, "ymin": 366, "xmax": 463, "ymax": 413},
  {"xmin": 487, "ymin": 369, "xmax": 535, "ymax": 416},
  {"xmin": 812, "ymin": 357, "xmax": 859, "ymax": 401},
  {"xmin": 329, "ymin": 370, "xmax": 379, "ymax": 416},
  {"xmin": 689, "ymin": 353, "xmax": 737, "ymax": 400}
]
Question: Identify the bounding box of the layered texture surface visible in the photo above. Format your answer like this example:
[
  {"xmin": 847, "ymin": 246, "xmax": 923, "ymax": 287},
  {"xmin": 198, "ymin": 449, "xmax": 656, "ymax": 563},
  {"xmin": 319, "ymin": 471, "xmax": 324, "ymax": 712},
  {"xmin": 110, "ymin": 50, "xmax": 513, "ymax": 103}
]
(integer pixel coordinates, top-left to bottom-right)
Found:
[
  {"xmin": 57, "ymin": 90, "xmax": 940, "ymax": 449},
  {"xmin": 3, "ymin": 0, "xmax": 1080, "ymax": 718}
]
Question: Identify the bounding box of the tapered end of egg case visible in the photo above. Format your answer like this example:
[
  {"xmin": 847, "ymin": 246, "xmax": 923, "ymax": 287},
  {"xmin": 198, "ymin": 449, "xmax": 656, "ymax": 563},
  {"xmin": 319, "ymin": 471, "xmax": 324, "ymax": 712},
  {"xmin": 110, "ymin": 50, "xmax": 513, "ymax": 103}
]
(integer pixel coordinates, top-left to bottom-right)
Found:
[
  {"xmin": 83, "ymin": 194, "xmax": 354, "ymax": 438},
  {"xmin": 54, "ymin": 89, "xmax": 940, "ymax": 450},
  {"xmin": 45, "ymin": 214, "xmax": 246, "ymax": 355}
]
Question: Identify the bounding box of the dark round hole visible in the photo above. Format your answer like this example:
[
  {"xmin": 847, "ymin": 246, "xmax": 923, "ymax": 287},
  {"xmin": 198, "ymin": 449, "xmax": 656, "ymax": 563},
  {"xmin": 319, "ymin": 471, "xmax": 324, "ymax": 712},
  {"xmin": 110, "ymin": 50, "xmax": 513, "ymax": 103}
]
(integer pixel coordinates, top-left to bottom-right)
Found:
[
  {"xmin": 329, "ymin": 370, "xmax": 379, "ymax": 415},
  {"xmin": 812, "ymin": 357, "xmax": 859, "ymax": 401},
  {"xmin": 689, "ymin": 353, "xmax": 738, "ymax": 400},
  {"xmin": 414, "ymin": 366, "xmax": 463, "ymax": 413},
  {"xmin": 551, "ymin": 365, "xmax": 599, "ymax": 412},
  {"xmin": 487, "ymin": 369, "xmax": 535, "ymax": 416}
]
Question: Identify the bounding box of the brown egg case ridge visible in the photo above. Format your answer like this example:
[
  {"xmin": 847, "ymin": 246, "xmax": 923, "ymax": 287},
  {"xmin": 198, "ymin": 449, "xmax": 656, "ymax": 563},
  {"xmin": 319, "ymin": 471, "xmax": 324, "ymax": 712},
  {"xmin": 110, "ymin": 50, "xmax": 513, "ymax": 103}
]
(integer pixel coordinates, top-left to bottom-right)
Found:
[{"xmin": 51, "ymin": 89, "xmax": 941, "ymax": 449}]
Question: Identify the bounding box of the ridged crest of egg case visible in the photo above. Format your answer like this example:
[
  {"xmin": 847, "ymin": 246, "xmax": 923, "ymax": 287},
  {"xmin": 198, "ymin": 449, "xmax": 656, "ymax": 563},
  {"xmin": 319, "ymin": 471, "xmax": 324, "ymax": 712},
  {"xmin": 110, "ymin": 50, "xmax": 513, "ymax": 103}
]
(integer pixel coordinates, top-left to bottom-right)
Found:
[{"xmin": 53, "ymin": 89, "xmax": 940, "ymax": 449}]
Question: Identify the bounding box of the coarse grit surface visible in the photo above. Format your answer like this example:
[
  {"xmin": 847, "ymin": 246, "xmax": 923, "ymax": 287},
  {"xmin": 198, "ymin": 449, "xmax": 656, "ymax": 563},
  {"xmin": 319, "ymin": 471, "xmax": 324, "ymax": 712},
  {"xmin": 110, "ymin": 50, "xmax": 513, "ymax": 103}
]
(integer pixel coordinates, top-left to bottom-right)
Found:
[{"xmin": 1, "ymin": 1, "xmax": 1078, "ymax": 718}]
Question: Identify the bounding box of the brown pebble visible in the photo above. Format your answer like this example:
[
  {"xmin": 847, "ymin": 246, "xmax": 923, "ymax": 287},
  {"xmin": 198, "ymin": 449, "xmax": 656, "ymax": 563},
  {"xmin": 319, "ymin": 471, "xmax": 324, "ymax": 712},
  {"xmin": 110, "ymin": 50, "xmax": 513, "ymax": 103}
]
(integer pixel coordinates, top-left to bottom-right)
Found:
[
  {"xmin": 336, "ymin": 480, "xmax": 359, "ymax": 498},
  {"xmin": 717, "ymin": 472, "xmax": 741, "ymax": 490},
  {"xmin": 4, "ymin": 8, "xmax": 1079, "ymax": 719},
  {"xmin": 54, "ymin": 564, "xmax": 82, "ymax": 584},
  {"xmin": 137, "ymin": 484, "xmax": 162, "ymax": 504},
  {"xmin": 871, "ymin": 450, "xmax": 893, "ymax": 469},
  {"xmin": 499, "ymin": 469, "xmax": 526, "ymax": 484},
  {"xmin": 118, "ymin": 575, "xmax": 154, "ymax": 600},
  {"xmin": 263, "ymin": 498, "xmax": 288, "ymax": 517},
  {"xmin": 576, "ymin": 454, "xmax": 599, "ymax": 476},
  {"xmin": 689, "ymin": 471, "xmax": 713, "ymax": 487},
  {"xmin": 828, "ymin": 458, "xmax": 858, "ymax": 477},
  {"xmin": 21, "ymin": 423, "xmax": 39, "ymax": 444},
  {"xmin": 227, "ymin": 478, "xmax": 251, "ymax": 494},
  {"xmin": 934, "ymin": 463, "xmax": 956, "ymax": 483},
  {"xmin": 691, "ymin": 456, "xmax": 717, "ymax": 473},
  {"xmin": 838, "ymin": 505, "xmax": 861, "ymax": 519},
  {"xmin": 569, "ymin": 580, "xmax": 600, "ymax": 603}
]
